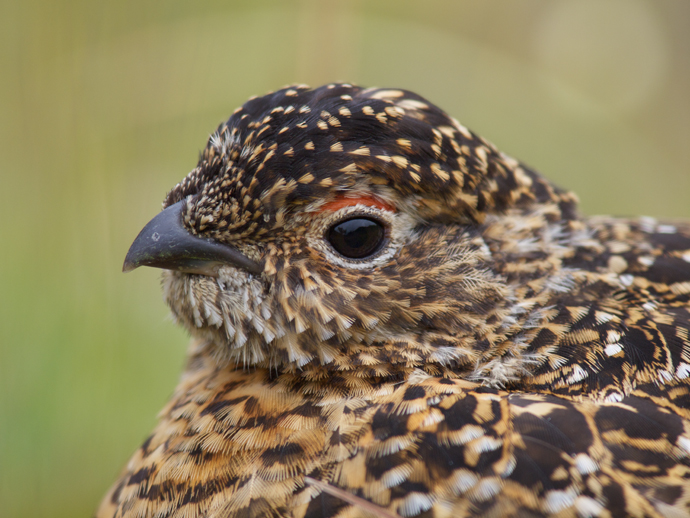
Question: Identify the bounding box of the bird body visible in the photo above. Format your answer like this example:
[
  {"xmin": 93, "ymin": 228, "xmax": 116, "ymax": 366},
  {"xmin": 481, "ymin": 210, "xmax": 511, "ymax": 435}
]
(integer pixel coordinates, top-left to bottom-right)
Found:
[{"xmin": 99, "ymin": 84, "xmax": 690, "ymax": 518}]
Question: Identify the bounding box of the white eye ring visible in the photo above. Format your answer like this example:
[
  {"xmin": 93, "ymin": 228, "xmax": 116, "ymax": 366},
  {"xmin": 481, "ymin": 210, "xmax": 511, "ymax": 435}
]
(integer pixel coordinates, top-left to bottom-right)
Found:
[{"xmin": 306, "ymin": 204, "xmax": 411, "ymax": 270}]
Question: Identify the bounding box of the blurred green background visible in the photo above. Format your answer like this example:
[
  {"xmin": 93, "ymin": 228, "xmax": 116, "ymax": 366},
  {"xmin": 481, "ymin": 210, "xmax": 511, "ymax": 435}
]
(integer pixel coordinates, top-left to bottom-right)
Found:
[{"xmin": 1, "ymin": 1, "xmax": 689, "ymax": 516}]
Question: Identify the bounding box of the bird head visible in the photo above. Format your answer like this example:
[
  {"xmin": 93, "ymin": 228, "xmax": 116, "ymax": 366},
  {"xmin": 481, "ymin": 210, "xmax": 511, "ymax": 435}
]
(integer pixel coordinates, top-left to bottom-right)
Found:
[{"xmin": 124, "ymin": 84, "xmax": 580, "ymax": 384}]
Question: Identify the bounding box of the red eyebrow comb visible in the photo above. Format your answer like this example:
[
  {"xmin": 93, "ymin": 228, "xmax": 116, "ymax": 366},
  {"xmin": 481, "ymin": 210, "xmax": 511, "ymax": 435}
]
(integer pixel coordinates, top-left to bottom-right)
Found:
[{"xmin": 317, "ymin": 195, "xmax": 396, "ymax": 213}]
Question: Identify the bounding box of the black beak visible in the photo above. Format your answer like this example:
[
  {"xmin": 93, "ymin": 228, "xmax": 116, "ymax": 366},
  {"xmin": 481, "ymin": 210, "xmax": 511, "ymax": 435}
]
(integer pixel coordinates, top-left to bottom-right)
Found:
[{"xmin": 122, "ymin": 200, "xmax": 262, "ymax": 276}]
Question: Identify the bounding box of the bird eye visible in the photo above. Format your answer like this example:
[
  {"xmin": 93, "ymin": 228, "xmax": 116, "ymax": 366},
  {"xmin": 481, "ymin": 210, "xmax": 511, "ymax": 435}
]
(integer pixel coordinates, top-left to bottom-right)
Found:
[{"xmin": 327, "ymin": 217, "xmax": 386, "ymax": 259}]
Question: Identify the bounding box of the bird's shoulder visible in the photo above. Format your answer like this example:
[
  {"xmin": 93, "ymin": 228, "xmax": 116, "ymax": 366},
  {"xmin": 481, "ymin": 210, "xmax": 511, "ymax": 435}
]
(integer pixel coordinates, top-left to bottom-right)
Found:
[
  {"xmin": 97, "ymin": 352, "xmax": 690, "ymax": 518},
  {"xmin": 507, "ymin": 216, "xmax": 690, "ymax": 405}
]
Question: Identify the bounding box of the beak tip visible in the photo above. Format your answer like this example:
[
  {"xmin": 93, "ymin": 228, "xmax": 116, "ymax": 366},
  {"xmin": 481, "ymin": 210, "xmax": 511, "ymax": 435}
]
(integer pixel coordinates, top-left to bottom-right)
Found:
[
  {"xmin": 122, "ymin": 252, "xmax": 138, "ymax": 272},
  {"xmin": 122, "ymin": 244, "xmax": 144, "ymax": 273}
]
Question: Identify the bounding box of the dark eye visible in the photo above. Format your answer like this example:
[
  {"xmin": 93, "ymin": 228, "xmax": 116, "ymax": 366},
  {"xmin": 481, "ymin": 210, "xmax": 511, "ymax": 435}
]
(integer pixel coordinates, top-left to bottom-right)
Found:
[{"xmin": 327, "ymin": 217, "xmax": 386, "ymax": 259}]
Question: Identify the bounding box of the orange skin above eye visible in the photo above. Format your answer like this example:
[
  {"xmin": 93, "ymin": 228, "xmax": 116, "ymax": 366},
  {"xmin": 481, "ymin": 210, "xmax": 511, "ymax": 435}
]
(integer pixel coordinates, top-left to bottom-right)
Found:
[{"xmin": 317, "ymin": 195, "xmax": 396, "ymax": 213}]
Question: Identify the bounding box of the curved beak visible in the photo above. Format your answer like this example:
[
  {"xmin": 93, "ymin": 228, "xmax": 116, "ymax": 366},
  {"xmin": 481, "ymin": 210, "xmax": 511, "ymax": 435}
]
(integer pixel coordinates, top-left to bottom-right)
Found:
[{"xmin": 122, "ymin": 200, "xmax": 262, "ymax": 276}]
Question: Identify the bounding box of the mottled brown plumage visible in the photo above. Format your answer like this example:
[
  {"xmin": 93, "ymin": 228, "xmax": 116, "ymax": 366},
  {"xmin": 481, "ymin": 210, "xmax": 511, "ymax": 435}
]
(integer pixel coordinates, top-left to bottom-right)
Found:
[{"xmin": 98, "ymin": 84, "xmax": 690, "ymax": 518}]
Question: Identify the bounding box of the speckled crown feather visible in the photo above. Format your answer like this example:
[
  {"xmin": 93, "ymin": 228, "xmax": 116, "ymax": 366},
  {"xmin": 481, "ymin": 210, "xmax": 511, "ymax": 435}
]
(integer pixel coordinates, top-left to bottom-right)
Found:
[{"xmin": 165, "ymin": 84, "xmax": 577, "ymax": 235}]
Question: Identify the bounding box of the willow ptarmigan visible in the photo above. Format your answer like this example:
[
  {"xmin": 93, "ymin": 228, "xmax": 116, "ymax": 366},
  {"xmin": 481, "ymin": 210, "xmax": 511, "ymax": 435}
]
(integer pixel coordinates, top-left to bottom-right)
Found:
[{"xmin": 98, "ymin": 84, "xmax": 690, "ymax": 518}]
